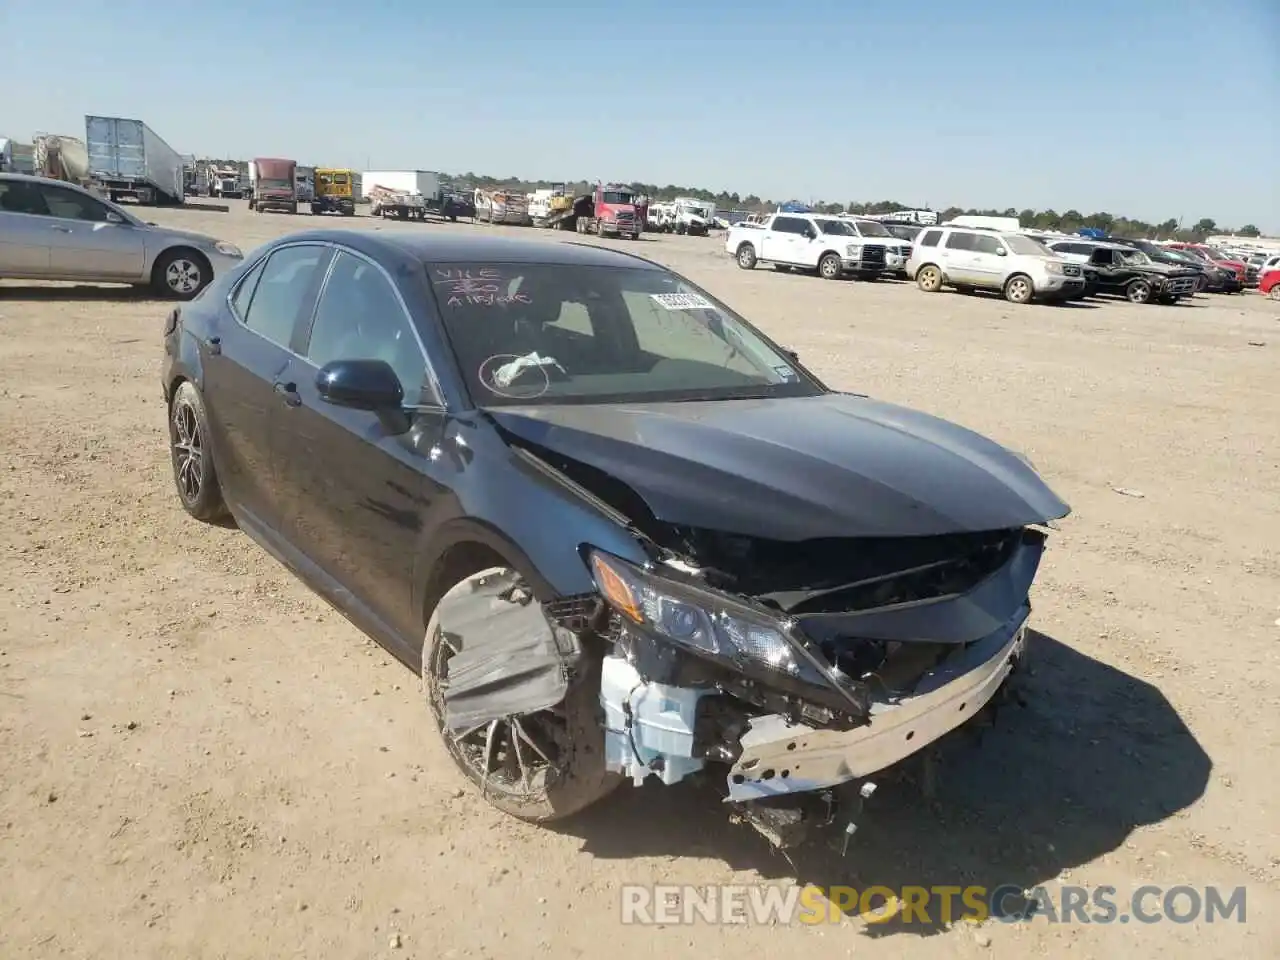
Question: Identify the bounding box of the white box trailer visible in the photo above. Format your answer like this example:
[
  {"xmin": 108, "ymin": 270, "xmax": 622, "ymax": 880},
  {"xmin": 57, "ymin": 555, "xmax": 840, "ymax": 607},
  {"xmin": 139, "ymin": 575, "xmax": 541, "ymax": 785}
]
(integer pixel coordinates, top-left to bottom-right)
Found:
[
  {"xmin": 84, "ymin": 115, "xmax": 184, "ymax": 205},
  {"xmin": 361, "ymin": 170, "xmax": 440, "ymax": 202}
]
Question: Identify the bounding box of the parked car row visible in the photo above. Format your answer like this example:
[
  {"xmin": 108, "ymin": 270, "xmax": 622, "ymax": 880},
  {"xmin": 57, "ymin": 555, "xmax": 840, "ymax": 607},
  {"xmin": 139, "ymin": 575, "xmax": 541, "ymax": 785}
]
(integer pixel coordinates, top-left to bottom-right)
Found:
[{"xmin": 722, "ymin": 210, "xmax": 1265, "ymax": 307}]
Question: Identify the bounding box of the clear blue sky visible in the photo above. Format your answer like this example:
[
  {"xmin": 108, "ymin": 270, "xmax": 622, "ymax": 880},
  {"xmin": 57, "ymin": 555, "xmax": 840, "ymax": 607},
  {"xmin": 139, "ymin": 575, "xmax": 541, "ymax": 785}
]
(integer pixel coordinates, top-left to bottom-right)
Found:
[{"xmin": 3, "ymin": 0, "xmax": 1277, "ymax": 230}]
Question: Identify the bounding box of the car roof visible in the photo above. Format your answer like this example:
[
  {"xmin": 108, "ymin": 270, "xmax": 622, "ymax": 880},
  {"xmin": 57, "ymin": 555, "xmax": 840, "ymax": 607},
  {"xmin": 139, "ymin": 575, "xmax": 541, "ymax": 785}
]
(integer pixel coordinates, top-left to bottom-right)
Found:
[
  {"xmin": 0, "ymin": 172, "xmax": 79, "ymax": 187},
  {"xmin": 270, "ymin": 229, "xmax": 666, "ymax": 269}
]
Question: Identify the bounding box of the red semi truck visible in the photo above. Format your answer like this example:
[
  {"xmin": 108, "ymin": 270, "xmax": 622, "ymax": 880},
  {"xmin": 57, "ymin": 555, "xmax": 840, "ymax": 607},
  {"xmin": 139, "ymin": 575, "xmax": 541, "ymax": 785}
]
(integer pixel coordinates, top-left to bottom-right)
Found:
[
  {"xmin": 248, "ymin": 157, "xmax": 298, "ymax": 214},
  {"xmin": 572, "ymin": 182, "xmax": 641, "ymax": 239}
]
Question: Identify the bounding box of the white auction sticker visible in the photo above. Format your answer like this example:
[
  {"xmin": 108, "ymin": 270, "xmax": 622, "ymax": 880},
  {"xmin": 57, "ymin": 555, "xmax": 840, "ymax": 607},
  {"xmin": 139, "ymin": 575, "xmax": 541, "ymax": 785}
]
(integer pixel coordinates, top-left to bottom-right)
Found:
[{"xmin": 650, "ymin": 292, "xmax": 714, "ymax": 311}]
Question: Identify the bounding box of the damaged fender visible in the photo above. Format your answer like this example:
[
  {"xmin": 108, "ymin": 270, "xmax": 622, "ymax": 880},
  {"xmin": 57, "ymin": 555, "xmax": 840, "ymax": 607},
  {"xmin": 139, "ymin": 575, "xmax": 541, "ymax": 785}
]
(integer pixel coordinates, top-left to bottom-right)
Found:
[{"xmin": 434, "ymin": 567, "xmax": 581, "ymax": 732}]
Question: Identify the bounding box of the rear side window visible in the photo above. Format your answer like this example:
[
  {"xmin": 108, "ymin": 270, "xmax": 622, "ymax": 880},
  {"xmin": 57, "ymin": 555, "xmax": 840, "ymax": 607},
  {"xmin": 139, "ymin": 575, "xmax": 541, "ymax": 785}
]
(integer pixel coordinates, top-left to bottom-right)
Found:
[
  {"xmin": 0, "ymin": 179, "xmax": 49, "ymax": 215},
  {"xmin": 240, "ymin": 245, "xmax": 326, "ymax": 347},
  {"xmin": 944, "ymin": 231, "xmax": 975, "ymax": 251},
  {"xmin": 772, "ymin": 216, "xmax": 805, "ymax": 235},
  {"xmin": 917, "ymin": 229, "xmax": 942, "ymax": 247},
  {"xmin": 230, "ymin": 259, "xmax": 266, "ymax": 319}
]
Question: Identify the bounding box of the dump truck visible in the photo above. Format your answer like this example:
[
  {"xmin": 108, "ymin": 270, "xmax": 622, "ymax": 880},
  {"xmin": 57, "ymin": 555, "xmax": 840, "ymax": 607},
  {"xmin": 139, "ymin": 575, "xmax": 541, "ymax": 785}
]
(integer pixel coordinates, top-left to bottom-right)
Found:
[
  {"xmin": 313, "ymin": 167, "xmax": 356, "ymax": 215},
  {"xmin": 248, "ymin": 157, "xmax": 298, "ymax": 214},
  {"xmin": 84, "ymin": 115, "xmax": 184, "ymax": 205}
]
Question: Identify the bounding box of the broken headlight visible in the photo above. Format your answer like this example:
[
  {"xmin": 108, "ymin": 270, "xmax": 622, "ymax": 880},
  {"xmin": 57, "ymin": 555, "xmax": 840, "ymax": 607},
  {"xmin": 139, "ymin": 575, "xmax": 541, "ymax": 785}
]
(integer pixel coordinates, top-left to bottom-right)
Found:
[{"xmin": 588, "ymin": 550, "xmax": 827, "ymax": 682}]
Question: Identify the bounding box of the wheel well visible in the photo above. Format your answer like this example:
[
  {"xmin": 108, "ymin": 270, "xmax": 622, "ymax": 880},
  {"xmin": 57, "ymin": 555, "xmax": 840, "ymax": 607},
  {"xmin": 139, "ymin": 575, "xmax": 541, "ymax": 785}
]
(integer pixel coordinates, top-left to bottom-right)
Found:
[
  {"xmin": 421, "ymin": 541, "xmax": 510, "ymax": 628},
  {"xmin": 819, "ymin": 249, "xmax": 842, "ymax": 262},
  {"xmin": 735, "ymin": 241, "xmax": 755, "ymax": 255},
  {"xmin": 1006, "ymin": 272, "xmax": 1033, "ymax": 287},
  {"xmin": 166, "ymin": 374, "xmax": 188, "ymax": 406}
]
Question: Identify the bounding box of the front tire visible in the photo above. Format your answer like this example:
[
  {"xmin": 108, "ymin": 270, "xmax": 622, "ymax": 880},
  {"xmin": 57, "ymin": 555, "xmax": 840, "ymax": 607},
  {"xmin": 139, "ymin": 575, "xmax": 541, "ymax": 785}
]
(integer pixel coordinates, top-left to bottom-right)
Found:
[
  {"xmin": 422, "ymin": 569, "xmax": 620, "ymax": 822},
  {"xmin": 818, "ymin": 252, "xmax": 842, "ymax": 280},
  {"xmin": 916, "ymin": 264, "xmax": 943, "ymax": 292},
  {"xmin": 1126, "ymin": 279, "xmax": 1152, "ymax": 304},
  {"xmin": 168, "ymin": 381, "xmax": 227, "ymax": 522},
  {"xmin": 152, "ymin": 248, "xmax": 209, "ymax": 300},
  {"xmin": 1004, "ymin": 273, "xmax": 1034, "ymax": 304}
]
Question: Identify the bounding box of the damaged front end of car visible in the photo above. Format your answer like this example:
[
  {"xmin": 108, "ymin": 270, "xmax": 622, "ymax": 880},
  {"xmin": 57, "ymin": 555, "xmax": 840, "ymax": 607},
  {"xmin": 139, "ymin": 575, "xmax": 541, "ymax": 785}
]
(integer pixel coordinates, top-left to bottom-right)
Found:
[
  {"xmin": 429, "ymin": 399, "xmax": 1068, "ymax": 848},
  {"xmin": 583, "ymin": 520, "xmax": 1044, "ymax": 846}
]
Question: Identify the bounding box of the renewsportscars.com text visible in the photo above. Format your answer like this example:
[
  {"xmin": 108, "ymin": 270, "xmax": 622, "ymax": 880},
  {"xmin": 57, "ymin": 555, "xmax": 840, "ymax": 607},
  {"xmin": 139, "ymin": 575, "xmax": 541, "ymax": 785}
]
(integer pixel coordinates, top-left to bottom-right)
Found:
[{"xmin": 620, "ymin": 883, "xmax": 1248, "ymax": 926}]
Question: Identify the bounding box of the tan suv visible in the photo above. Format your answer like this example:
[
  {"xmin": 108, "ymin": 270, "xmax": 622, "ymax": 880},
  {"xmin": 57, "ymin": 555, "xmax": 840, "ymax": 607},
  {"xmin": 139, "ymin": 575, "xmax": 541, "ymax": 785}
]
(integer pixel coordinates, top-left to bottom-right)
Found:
[{"xmin": 905, "ymin": 226, "xmax": 1086, "ymax": 304}]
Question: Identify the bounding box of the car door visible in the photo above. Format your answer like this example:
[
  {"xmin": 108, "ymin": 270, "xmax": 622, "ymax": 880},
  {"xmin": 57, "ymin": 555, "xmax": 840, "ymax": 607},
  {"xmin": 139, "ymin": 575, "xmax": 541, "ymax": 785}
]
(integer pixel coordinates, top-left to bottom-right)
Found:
[
  {"xmin": 201, "ymin": 242, "xmax": 332, "ymax": 536},
  {"xmin": 35, "ymin": 183, "xmax": 147, "ymax": 280},
  {"xmin": 276, "ymin": 248, "xmax": 446, "ymax": 648},
  {"xmin": 0, "ymin": 178, "xmax": 54, "ymax": 276},
  {"xmin": 940, "ymin": 230, "xmax": 979, "ymax": 283},
  {"xmin": 794, "ymin": 218, "xmax": 826, "ymax": 268},
  {"xmin": 968, "ymin": 233, "xmax": 1007, "ymax": 286},
  {"xmin": 1089, "ymin": 248, "xmax": 1122, "ymax": 293},
  {"xmin": 760, "ymin": 216, "xmax": 801, "ymax": 262}
]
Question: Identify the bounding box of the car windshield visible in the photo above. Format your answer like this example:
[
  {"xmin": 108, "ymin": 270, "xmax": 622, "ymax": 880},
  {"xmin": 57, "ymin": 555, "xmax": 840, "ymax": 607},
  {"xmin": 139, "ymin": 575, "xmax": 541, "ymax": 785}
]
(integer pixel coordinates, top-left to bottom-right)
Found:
[
  {"xmin": 259, "ymin": 178, "xmax": 291, "ymax": 190},
  {"xmin": 1201, "ymin": 248, "xmax": 1228, "ymax": 261},
  {"xmin": 603, "ymin": 191, "xmax": 633, "ymax": 204},
  {"xmin": 853, "ymin": 219, "xmax": 892, "ymax": 237},
  {"xmin": 818, "ymin": 219, "xmax": 855, "ymax": 235},
  {"xmin": 1004, "ymin": 234, "xmax": 1051, "ymax": 256},
  {"xmin": 1120, "ymin": 249, "xmax": 1151, "ymax": 265},
  {"xmin": 429, "ymin": 263, "xmax": 824, "ymax": 407}
]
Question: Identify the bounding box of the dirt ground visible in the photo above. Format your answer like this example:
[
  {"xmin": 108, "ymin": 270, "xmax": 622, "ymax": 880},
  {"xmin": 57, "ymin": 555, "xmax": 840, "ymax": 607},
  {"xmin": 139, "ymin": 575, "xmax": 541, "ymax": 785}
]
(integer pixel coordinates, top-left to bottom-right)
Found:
[{"xmin": 1, "ymin": 202, "xmax": 1277, "ymax": 960}]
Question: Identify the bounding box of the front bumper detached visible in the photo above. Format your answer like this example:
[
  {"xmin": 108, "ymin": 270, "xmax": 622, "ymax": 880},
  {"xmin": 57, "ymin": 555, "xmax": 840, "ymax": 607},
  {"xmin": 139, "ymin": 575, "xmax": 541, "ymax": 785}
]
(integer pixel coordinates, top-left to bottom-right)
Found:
[{"xmin": 726, "ymin": 609, "xmax": 1028, "ymax": 801}]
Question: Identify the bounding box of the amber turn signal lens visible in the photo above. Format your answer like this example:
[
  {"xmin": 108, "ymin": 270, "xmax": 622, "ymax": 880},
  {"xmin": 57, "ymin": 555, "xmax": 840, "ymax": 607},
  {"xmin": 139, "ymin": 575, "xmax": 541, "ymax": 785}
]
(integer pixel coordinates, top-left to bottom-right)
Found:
[{"xmin": 590, "ymin": 553, "xmax": 643, "ymax": 623}]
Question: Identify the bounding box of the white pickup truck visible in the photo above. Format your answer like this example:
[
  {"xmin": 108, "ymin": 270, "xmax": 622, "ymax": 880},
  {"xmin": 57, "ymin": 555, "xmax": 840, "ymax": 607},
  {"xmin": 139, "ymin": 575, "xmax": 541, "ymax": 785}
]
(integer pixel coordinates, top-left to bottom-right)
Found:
[{"xmin": 724, "ymin": 212, "xmax": 899, "ymax": 280}]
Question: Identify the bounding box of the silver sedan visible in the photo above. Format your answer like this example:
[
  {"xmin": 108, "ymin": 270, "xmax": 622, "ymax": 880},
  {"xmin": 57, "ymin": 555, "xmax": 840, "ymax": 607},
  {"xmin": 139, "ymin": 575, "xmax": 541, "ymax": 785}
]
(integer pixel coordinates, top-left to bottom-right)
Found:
[{"xmin": 0, "ymin": 173, "xmax": 243, "ymax": 299}]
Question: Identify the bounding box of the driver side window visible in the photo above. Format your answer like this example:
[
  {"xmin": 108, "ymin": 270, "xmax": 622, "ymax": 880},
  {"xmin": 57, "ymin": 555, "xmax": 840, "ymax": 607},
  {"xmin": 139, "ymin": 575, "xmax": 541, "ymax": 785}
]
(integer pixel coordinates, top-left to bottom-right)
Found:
[{"xmin": 305, "ymin": 251, "xmax": 436, "ymax": 407}]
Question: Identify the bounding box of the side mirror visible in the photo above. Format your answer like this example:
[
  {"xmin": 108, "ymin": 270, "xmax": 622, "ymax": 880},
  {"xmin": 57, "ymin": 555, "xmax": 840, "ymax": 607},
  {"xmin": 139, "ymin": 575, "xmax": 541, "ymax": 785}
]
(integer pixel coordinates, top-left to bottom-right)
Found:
[
  {"xmin": 316, "ymin": 359, "xmax": 404, "ymax": 411},
  {"xmin": 105, "ymin": 211, "xmax": 125, "ymax": 224},
  {"xmin": 995, "ymin": 247, "xmax": 1007, "ymax": 256}
]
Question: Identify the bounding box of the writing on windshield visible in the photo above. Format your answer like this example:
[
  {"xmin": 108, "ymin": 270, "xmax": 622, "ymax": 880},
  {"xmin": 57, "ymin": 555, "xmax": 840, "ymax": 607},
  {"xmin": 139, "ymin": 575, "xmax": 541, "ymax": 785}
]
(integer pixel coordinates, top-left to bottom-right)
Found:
[{"xmin": 427, "ymin": 262, "xmax": 822, "ymax": 406}]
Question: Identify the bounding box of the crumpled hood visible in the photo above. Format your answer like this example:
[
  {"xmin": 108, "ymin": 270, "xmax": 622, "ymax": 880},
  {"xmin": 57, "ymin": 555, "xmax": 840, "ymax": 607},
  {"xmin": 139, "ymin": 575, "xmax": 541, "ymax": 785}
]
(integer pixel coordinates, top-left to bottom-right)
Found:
[{"xmin": 487, "ymin": 394, "xmax": 1071, "ymax": 541}]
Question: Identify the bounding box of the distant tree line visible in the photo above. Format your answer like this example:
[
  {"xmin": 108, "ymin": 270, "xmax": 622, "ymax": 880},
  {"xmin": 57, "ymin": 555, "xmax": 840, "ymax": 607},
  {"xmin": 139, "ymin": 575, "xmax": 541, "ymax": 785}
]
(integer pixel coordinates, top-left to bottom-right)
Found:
[{"xmin": 449, "ymin": 172, "xmax": 1262, "ymax": 241}]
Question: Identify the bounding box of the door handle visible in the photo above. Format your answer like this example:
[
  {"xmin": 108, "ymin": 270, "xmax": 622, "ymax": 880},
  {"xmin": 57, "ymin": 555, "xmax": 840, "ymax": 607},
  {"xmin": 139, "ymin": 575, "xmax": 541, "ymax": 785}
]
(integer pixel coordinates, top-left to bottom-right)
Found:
[
  {"xmin": 49, "ymin": 225, "xmax": 73, "ymax": 232},
  {"xmin": 273, "ymin": 382, "xmax": 301, "ymax": 407}
]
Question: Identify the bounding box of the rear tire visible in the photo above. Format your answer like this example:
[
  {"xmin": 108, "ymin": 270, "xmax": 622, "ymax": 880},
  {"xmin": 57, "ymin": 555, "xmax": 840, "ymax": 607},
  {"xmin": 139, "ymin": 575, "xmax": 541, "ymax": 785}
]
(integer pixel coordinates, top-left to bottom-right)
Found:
[
  {"xmin": 736, "ymin": 243, "xmax": 757, "ymax": 269},
  {"xmin": 168, "ymin": 381, "xmax": 228, "ymax": 523},
  {"xmin": 423, "ymin": 569, "xmax": 620, "ymax": 822}
]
